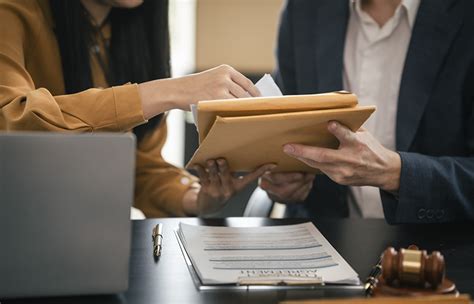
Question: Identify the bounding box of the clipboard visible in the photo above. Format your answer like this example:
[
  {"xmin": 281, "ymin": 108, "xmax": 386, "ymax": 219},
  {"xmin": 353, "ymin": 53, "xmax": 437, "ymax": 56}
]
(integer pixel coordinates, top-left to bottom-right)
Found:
[
  {"xmin": 174, "ymin": 230, "xmax": 364, "ymax": 292},
  {"xmin": 186, "ymin": 92, "xmax": 376, "ymax": 173}
]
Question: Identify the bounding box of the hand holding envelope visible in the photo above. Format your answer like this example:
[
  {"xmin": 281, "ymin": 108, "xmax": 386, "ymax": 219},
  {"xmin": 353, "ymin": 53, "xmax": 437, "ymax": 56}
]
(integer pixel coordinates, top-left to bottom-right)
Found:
[
  {"xmin": 186, "ymin": 75, "xmax": 376, "ymax": 173},
  {"xmin": 282, "ymin": 121, "xmax": 402, "ymax": 193},
  {"xmin": 259, "ymin": 171, "xmax": 316, "ymax": 204},
  {"xmin": 185, "ymin": 75, "xmax": 282, "ymax": 215},
  {"xmin": 192, "ymin": 159, "xmax": 276, "ymax": 215}
]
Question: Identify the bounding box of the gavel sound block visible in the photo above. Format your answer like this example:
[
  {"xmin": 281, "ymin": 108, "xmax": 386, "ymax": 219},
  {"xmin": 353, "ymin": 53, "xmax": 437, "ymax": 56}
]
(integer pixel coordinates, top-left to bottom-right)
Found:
[{"xmin": 373, "ymin": 245, "xmax": 457, "ymax": 297}]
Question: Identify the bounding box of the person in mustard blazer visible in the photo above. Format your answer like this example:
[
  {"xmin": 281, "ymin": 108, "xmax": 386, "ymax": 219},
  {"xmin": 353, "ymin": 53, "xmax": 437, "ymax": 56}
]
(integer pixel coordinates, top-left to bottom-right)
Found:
[{"xmin": 0, "ymin": 0, "xmax": 274, "ymax": 217}]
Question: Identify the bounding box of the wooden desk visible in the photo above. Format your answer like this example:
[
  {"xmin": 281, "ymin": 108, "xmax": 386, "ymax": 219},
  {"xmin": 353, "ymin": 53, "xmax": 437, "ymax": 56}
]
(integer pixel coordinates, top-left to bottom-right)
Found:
[{"xmin": 4, "ymin": 218, "xmax": 474, "ymax": 304}]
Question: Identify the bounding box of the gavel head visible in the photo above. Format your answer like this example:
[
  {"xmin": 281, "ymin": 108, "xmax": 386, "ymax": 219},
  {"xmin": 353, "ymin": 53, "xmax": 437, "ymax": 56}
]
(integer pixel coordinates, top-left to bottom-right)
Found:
[{"xmin": 381, "ymin": 245, "xmax": 445, "ymax": 289}]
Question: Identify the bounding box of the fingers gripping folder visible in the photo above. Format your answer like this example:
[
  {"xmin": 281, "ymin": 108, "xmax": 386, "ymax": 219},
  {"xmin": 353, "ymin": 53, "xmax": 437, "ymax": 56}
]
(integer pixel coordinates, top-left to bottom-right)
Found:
[{"xmin": 186, "ymin": 91, "xmax": 376, "ymax": 173}]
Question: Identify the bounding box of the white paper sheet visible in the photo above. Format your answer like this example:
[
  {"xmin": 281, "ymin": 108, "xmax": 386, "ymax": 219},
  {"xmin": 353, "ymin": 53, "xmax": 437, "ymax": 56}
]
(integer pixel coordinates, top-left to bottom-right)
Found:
[
  {"xmin": 177, "ymin": 222, "xmax": 359, "ymax": 285},
  {"xmin": 190, "ymin": 104, "xmax": 198, "ymax": 126},
  {"xmin": 254, "ymin": 73, "xmax": 283, "ymax": 97}
]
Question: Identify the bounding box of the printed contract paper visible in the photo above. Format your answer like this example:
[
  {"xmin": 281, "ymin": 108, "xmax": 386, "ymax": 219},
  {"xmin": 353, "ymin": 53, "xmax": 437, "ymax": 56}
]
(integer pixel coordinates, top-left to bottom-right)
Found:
[{"xmin": 177, "ymin": 222, "xmax": 359, "ymax": 285}]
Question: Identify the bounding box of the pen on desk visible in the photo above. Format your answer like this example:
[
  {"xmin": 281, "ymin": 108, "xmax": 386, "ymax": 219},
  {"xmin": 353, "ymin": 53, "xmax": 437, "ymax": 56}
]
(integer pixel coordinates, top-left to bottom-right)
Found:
[
  {"xmin": 152, "ymin": 223, "xmax": 163, "ymax": 258},
  {"xmin": 364, "ymin": 255, "xmax": 382, "ymax": 296}
]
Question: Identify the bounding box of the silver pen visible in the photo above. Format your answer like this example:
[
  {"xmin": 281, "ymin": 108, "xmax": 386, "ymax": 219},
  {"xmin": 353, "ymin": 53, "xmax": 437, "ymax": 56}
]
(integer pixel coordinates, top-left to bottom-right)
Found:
[{"xmin": 152, "ymin": 223, "xmax": 163, "ymax": 258}]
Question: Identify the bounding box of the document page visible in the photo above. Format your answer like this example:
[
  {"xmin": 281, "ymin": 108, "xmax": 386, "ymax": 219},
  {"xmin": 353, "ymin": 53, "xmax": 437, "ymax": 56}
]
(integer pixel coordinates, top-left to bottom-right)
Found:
[
  {"xmin": 254, "ymin": 73, "xmax": 283, "ymax": 97},
  {"xmin": 177, "ymin": 222, "xmax": 359, "ymax": 285}
]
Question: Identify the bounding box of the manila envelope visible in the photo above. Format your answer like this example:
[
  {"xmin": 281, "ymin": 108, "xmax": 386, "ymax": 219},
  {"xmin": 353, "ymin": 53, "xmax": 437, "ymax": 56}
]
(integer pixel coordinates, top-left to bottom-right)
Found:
[{"xmin": 186, "ymin": 92, "xmax": 376, "ymax": 173}]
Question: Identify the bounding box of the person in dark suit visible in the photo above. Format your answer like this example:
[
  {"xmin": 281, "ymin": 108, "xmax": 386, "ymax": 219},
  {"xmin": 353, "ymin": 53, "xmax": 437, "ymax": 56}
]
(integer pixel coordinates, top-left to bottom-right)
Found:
[{"xmin": 259, "ymin": 0, "xmax": 474, "ymax": 223}]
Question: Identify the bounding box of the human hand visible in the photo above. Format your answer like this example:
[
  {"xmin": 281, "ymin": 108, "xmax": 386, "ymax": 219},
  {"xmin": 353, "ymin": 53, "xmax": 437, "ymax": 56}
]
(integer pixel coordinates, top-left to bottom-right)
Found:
[
  {"xmin": 139, "ymin": 64, "xmax": 260, "ymax": 118},
  {"xmin": 259, "ymin": 172, "xmax": 315, "ymax": 204},
  {"xmin": 282, "ymin": 121, "xmax": 401, "ymax": 192},
  {"xmin": 179, "ymin": 64, "xmax": 261, "ymax": 104},
  {"xmin": 191, "ymin": 159, "xmax": 276, "ymax": 215}
]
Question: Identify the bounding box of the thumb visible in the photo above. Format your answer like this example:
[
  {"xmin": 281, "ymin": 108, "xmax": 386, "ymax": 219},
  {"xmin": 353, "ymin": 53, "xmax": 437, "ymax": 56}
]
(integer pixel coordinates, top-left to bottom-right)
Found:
[
  {"xmin": 328, "ymin": 121, "xmax": 356, "ymax": 145},
  {"xmin": 240, "ymin": 164, "xmax": 277, "ymax": 186}
]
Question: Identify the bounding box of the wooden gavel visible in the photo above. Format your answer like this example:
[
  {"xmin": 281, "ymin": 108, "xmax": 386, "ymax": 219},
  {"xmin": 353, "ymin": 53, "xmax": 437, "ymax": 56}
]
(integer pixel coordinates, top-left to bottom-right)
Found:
[{"xmin": 381, "ymin": 245, "xmax": 445, "ymax": 289}]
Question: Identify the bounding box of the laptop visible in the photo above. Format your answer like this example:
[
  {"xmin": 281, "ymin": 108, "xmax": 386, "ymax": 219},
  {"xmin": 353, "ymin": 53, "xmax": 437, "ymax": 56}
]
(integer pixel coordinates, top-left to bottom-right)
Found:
[{"xmin": 0, "ymin": 132, "xmax": 136, "ymax": 298}]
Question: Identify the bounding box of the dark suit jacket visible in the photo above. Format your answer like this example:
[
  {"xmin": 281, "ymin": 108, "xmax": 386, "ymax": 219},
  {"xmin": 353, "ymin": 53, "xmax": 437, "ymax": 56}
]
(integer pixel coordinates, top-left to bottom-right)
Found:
[{"xmin": 275, "ymin": 0, "xmax": 474, "ymax": 223}]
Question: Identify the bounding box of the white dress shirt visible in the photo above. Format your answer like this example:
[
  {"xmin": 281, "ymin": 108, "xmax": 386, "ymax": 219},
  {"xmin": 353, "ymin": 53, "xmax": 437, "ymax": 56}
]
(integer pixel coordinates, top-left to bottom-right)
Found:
[{"xmin": 343, "ymin": 0, "xmax": 420, "ymax": 218}]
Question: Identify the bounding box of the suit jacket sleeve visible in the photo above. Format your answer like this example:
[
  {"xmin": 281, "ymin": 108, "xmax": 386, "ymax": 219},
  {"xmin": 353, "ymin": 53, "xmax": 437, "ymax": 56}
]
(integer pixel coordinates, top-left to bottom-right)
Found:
[{"xmin": 382, "ymin": 91, "xmax": 474, "ymax": 224}]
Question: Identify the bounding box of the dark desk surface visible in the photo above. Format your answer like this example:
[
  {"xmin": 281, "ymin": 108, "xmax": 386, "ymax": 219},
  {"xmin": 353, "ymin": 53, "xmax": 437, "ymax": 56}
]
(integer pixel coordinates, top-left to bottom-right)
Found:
[{"xmin": 4, "ymin": 218, "xmax": 474, "ymax": 304}]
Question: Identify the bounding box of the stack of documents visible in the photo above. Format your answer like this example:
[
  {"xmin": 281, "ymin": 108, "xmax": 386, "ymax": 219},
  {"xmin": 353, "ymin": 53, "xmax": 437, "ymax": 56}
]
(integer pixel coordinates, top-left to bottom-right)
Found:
[
  {"xmin": 176, "ymin": 222, "xmax": 360, "ymax": 286},
  {"xmin": 186, "ymin": 74, "xmax": 375, "ymax": 172}
]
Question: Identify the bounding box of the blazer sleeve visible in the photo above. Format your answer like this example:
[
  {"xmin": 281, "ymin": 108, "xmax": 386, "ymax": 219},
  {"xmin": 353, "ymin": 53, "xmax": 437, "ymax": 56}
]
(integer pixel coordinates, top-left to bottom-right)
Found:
[
  {"xmin": 0, "ymin": 3, "xmax": 146, "ymax": 132},
  {"xmin": 133, "ymin": 116, "xmax": 199, "ymax": 218},
  {"xmin": 274, "ymin": 0, "xmax": 298, "ymax": 95},
  {"xmin": 381, "ymin": 96, "xmax": 474, "ymax": 224}
]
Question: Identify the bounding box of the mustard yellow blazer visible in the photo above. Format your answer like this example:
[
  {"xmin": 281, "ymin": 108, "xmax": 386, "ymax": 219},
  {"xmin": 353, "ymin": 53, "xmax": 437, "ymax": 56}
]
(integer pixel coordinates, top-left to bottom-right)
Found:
[{"xmin": 0, "ymin": 0, "xmax": 198, "ymax": 217}]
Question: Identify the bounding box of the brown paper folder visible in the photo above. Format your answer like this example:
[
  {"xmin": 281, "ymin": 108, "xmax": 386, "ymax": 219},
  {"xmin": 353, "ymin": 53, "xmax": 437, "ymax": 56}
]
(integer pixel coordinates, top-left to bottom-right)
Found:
[{"xmin": 186, "ymin": 92, "xmax": 376, "ymax": 173}]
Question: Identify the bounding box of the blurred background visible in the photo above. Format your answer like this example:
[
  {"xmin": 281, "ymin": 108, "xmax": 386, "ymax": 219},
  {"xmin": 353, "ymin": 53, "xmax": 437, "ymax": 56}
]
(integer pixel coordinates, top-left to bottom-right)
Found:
[{"xmin": 164, "ymin": 0, "xmax": 284, "ymax": 216}]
